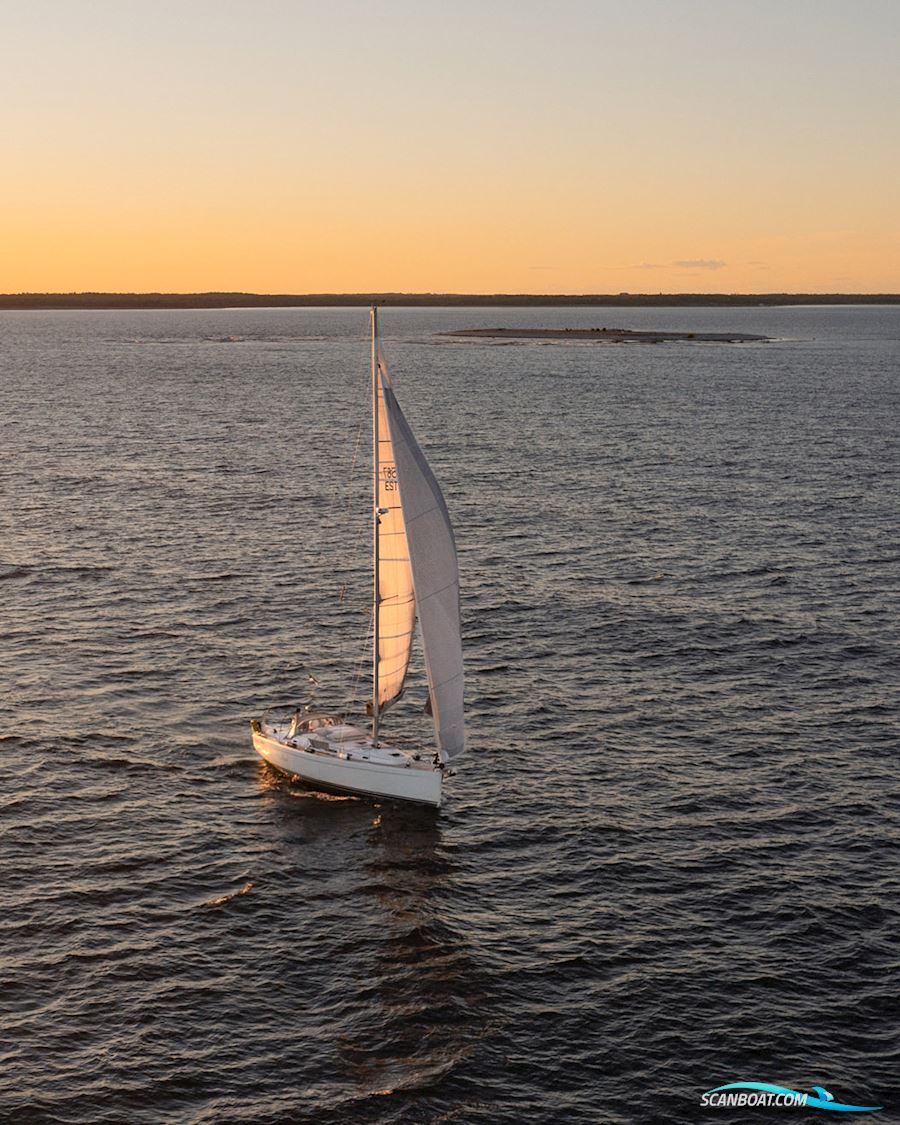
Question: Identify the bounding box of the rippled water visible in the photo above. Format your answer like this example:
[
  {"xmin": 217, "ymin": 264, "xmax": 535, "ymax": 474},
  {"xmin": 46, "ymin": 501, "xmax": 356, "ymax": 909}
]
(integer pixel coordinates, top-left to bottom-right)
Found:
[{"xmin": 1, "ymin": 306, "xmax": 898, "ymax": 1123}]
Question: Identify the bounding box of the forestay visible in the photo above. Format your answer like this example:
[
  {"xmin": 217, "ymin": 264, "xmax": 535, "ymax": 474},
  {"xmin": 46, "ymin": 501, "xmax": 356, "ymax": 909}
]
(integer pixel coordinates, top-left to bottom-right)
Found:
[{"xmin": 379, "ymin": 354, "xmax": 465, "ymax": 762}]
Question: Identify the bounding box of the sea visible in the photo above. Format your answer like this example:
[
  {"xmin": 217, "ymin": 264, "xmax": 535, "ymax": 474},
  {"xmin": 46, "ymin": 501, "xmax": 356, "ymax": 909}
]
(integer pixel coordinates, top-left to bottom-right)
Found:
[{"xmin": 1, "ymin": 305, "xmax": 898, "ymax": 1124}]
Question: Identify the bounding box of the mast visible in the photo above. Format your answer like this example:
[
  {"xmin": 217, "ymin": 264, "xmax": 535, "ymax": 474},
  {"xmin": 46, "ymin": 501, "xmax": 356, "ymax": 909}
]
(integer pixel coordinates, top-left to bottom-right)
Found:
[{"xmin": 371, "ymin": 305, "xmax": 380, "ymax": 743}]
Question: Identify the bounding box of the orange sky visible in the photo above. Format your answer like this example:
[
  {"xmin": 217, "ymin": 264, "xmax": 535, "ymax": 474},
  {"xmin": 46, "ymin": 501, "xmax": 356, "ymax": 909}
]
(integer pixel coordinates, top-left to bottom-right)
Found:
[{"xmin": 2, "ymin": 0, "xmax": 898, "ymax": 293}]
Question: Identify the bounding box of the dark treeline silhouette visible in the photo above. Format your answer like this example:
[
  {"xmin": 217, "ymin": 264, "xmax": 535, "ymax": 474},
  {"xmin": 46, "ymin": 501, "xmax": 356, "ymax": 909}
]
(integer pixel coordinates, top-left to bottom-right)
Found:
[{"xmin": 1, "ymin": 291, "xmax": 898, "ymax": 310}]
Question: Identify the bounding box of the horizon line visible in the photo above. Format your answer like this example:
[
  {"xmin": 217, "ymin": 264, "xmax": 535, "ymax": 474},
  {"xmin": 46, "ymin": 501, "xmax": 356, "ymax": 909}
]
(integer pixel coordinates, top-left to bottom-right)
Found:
[{"xmin": 1, "ymin": 290, "xmax": 899, "ymax": 311}]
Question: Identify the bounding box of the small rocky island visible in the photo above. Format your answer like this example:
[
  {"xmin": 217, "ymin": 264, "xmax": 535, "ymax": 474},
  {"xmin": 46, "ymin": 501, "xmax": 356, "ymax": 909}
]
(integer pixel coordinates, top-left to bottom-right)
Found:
[{"xmin": 442, "ymin": 327, "xmax": 769, "ymax": 344}]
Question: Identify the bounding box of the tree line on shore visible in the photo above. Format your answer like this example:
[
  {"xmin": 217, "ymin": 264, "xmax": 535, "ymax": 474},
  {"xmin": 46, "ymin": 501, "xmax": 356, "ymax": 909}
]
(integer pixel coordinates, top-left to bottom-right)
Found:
[{"xmin": 1, "ymin": 292, "xmax": 897, "ymax": 309}]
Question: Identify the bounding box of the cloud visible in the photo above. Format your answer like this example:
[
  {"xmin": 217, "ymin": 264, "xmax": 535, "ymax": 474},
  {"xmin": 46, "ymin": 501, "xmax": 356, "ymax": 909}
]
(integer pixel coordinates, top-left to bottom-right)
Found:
[
  {"xmin": 673, "ymin": 259, "xmax": 727, "ymax": 270},
  {"xmin": 630, "ymin": 259, "xmax": 727, "ymax": 271}
]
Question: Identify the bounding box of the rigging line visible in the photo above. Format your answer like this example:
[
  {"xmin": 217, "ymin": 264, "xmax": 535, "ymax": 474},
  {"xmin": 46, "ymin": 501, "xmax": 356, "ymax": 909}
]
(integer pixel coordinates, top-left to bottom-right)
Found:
[
  {"xmin": 338, "ymin": 575, "xmax": 372, "ymax": 713},
  {"xmin": 340, "ymin": 415, "xmax": 366, "ymax": 518},
  {"xmin": 323, "ymin": 417, "xmax": 361, "ymax": 524},
  {"xmin": 336, "ymin": 341, "xmax": 393, "ymax": 722},
  {"xmin": 332, "ymin": 384, "xmax": 369, "ymax": 674},
  {"xmin": 347, "ymin": 606, "xmax": 374, "ymax": 717}
]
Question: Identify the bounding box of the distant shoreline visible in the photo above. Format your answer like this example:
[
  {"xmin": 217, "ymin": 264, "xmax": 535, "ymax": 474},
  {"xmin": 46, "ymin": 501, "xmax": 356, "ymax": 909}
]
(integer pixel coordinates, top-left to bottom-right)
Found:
[
  {"xmin": 1, "ymin": 292, "xmax": 898, "ymax": 310},
  {"xmin": 444, "ymin": 327, "xmax": 769, "ymax": 343}
]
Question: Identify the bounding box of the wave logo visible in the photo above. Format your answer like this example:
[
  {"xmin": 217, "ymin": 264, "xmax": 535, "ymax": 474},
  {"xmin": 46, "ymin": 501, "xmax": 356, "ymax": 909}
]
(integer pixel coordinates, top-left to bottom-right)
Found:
[{"xmin": 701, "ymin": 1081, "xmax": 882, "ymax": 1112}]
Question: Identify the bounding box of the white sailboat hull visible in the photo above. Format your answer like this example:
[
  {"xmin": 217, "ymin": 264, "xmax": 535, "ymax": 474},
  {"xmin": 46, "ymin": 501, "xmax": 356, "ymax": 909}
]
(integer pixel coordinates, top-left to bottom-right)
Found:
[{"xmin": 251, "ymin": 722, "xmax": 443, "ymax": 807}]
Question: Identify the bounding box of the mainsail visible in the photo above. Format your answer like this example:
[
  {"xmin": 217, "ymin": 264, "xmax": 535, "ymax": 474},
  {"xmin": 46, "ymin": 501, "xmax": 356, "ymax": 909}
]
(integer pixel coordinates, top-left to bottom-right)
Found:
[
  {"xmin": 379, "ymin": 356, "xmax": 465, "ymax": 762},
  {"xmin": 373, "ymin": 355, "xmax": 415, "ymax": 711}
]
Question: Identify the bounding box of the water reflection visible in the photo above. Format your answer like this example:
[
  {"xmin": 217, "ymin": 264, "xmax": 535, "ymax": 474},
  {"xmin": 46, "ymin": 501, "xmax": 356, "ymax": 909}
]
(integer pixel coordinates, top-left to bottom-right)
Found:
[
  {"xmin": 341, "ymin": 805, "xmax": 476, "ymax": 1100},
  {"xmin": 259, "ymin": 764, "xmax": 481, "ymax": 1106}
]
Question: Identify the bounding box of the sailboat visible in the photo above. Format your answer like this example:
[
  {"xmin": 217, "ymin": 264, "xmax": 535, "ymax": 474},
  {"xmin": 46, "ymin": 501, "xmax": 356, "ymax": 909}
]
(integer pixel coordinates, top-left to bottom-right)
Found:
[{"xmin": 250, "ymin": 308, "xmax": 464, "ymax": 807}]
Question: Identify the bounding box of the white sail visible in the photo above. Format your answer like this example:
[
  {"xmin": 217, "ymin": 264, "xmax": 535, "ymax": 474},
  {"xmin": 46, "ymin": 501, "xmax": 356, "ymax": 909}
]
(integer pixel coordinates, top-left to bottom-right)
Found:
[
  {"xmin": 374, "ymin": 357, "xmax": 416, "ymax": 712},
  {"xmin": 379, "ymin": 357, "xmax": 465, "ymax": 762}
]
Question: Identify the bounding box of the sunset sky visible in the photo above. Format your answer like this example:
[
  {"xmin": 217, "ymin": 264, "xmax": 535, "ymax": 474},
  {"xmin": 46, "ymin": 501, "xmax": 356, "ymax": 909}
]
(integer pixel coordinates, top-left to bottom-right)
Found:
[{"xmin": 2, "ymin": 0, "xmax": 898, "ymax": 293}]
